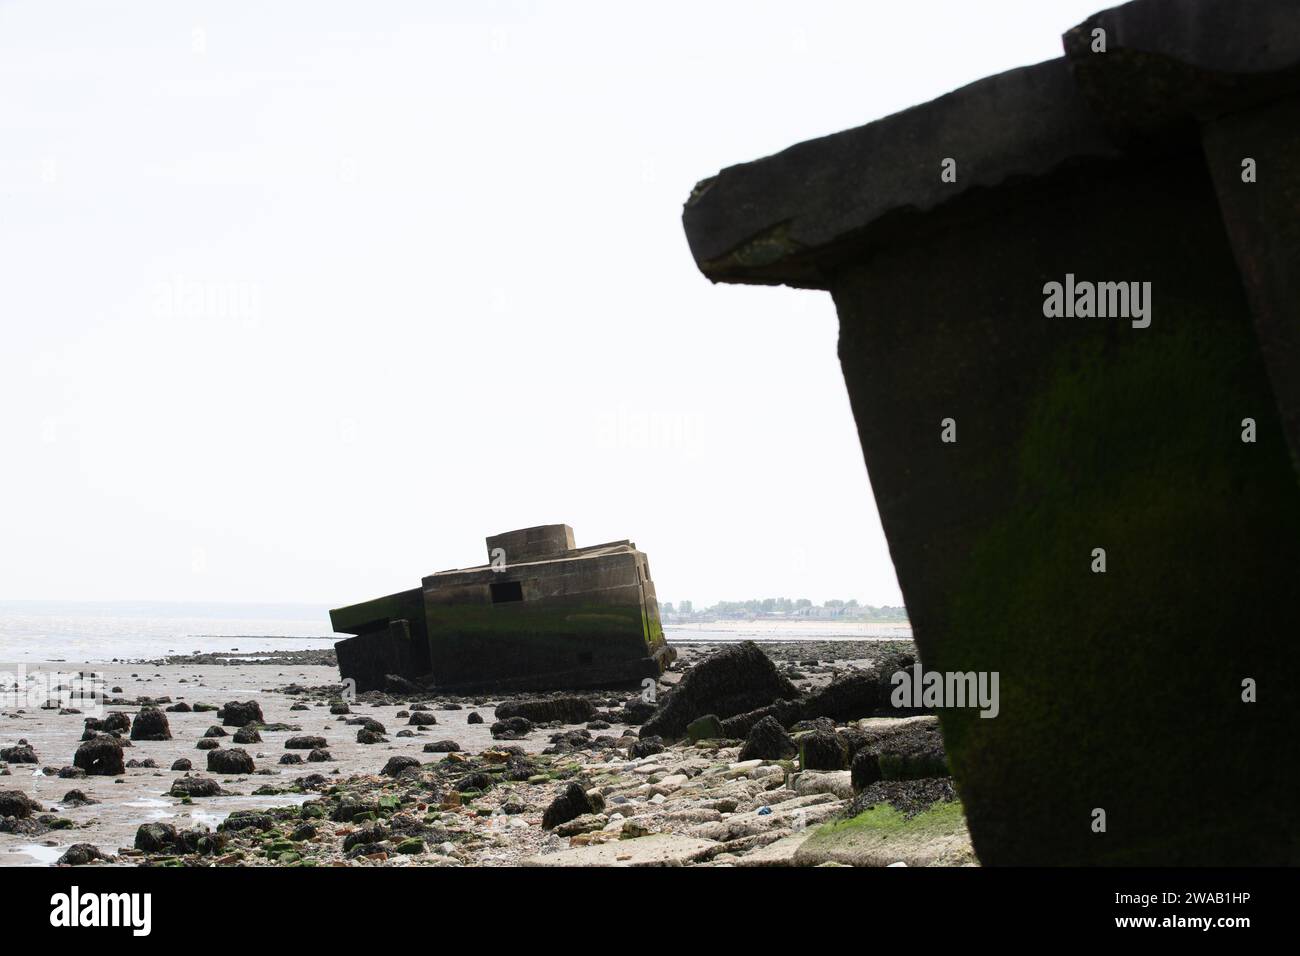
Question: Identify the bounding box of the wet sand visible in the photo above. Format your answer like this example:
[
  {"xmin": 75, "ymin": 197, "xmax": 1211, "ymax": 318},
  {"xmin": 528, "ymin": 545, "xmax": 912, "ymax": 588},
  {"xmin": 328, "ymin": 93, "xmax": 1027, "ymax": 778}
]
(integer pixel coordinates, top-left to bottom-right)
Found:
[
  {"xmin": 0, "ymin": 641, "xmax": 913, "ymax": 866},
  {"xmin": 0, "ymin": 660, "xmax": 597, "ymax": 864}
]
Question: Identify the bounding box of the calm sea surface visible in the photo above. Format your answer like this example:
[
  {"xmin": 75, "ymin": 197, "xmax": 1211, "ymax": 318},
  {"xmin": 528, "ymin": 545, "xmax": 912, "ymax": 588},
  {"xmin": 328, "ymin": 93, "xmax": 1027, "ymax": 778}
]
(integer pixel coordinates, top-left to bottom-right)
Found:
[{"xmin": 0, "ymin": 601, "xmax": 911, "ymax": 662}]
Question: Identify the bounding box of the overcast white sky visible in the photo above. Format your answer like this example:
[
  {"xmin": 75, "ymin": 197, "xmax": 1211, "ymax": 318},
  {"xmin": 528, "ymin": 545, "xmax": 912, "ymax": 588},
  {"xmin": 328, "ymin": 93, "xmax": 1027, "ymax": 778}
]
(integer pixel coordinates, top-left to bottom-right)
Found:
[{"xmin": 0, "ymin": 0, "xmax": 1102, "ymax": 609}]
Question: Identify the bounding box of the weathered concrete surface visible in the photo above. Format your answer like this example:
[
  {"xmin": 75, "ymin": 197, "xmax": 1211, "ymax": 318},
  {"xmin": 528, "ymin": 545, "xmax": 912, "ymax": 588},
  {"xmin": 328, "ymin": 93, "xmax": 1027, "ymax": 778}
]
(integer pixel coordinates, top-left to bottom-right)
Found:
[
  {"xmin": 792, "ymin": 802, "xmax": 975, "ymax": 868},
  {"xmin": 522, "ymin": 833, "xmax": 719, "ymax": 867},
  {"xmin": 682, "ymin": 0, "xmax": 1300, "ymax": 865},
  {"xmin": 331, "ymin": 527, "xmax": 673, "ymax": 694}
]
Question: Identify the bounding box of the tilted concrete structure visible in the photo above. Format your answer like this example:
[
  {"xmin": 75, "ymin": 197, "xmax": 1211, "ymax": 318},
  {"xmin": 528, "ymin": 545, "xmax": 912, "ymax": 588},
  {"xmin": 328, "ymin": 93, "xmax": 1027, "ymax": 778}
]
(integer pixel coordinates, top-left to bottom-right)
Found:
[
  {"xmin": 682, "ymin": 0, "xmax": 1300, "ymax": 865},
  {"xmin": 330, "ymin": 525, "xmax": 673, "ymax": 694}
]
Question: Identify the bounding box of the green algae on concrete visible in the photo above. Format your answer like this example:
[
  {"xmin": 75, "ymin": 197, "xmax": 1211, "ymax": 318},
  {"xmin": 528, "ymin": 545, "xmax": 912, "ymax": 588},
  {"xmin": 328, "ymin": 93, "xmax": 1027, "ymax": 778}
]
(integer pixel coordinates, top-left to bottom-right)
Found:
[{"xmin": 793, "ymin": 801, "xmax": 975, "ymax": 867}]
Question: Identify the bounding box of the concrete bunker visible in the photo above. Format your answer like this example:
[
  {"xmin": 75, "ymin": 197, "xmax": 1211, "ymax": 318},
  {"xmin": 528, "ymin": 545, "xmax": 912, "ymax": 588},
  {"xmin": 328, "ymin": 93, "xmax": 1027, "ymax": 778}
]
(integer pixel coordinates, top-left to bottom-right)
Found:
[{"xmin": 330, "ymin": 524, "xmax": 674, "ymax": 694}]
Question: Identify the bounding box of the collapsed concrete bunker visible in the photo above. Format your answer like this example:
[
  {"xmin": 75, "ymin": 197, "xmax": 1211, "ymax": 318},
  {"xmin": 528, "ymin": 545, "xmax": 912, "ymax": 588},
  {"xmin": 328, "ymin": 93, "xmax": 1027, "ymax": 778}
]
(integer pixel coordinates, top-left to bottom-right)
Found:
[
  {"xmin": 330, "ymin": 525, "xmax": 674, "ymax": 694},
  {"xmin": 682, "ymin": 0, "xmax": 1300, "ymax": 865}
]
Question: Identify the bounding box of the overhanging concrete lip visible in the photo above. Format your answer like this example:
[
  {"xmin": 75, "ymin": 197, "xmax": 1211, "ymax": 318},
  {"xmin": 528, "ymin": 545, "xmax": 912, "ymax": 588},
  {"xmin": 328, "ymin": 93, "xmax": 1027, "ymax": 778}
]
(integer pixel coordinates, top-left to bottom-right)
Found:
[
  {"xmin": 1063, "ymin": 0, "xmax": 1300, "ymax": 139},
  {"xmin": 681, "ymin": 57, "xmax": 1121, "ymax": 289},
  {"xmin": 1066, "ymin": 0, "xmax": 1300, "ymax": 78}
]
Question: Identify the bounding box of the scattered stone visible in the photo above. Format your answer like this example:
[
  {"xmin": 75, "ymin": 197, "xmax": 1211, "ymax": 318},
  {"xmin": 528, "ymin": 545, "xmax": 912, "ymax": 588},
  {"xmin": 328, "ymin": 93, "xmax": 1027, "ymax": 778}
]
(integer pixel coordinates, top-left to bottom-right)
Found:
[
  {"xmin": 57, "ymin": 843, "xmax": 107, "ymax": 866},
  {"xmin": 232, "ymin": 726, "xmax": 262, "ymax": 745},
  {"xmin": 800, "ymin": 729, "xmax": 849, "ymax": 771},
  {"xmin": 423, "ymin": 740, "xmax": 461, "ymax": 753},
  {"xmin": 129, "ymin": 707, "xmax": 172, "ymax": 741},
  {"xmin": 495, "ymin": 696, "xmax": 596, "ymax": 725},
  {"xmin": 491, "ymin": 716, "xmax": 533, "ymax": 740},
  {"xmin": 135, "ymin": 822, "xmax": 179, "ymax": 852},
  {"xmin": 686, "ymin": 714, "xmax": 724, "ymax": 742},
  {"xmin": 382, "ymin": 756, "xmax": 420, "ymax": 777},
  {"xmin": 850, "ymin": 716, "xmax": 948, "ymax": 790},
  {"xmin": 1, "ymin": 742, "xmax": 38, "ymax": 764},
  {"xmin": 542, "ymin": 781, "xmax": 595, "ymax": 830},
  {"xmin": 170, "ymin": 758, "xmax": 192, "ymax": 772},
  {"xmin": 285, "ymin": 736, "xmax": 327, "ymax": 750},
  {"xmin": 0, "ymin": 790, "xmax": 40, "ymax": 819},
  {"xmin": 739, "ymin": 715, "xmax": 798, "ymax": 761},
  {"xmin": 73, "ymin": 737, "xmax": 125, "ymax": 776},
  {"xmin": 221, "ymin": 700, "xmax": 264, "ymax": 728},
  {"xmin": 629, "ymin": 736, "xmax": 665, "ymax": 759},
  {"xmin": 169, "ymin": 776, "xmax": 227, "ymax": 798},
  {"xmin": 206, "ymin": 748, "xmax": 255, "ymax": 775},
  {"xmin": 640, "ymin": 642, "xmax": 799, "ymax": 741}
]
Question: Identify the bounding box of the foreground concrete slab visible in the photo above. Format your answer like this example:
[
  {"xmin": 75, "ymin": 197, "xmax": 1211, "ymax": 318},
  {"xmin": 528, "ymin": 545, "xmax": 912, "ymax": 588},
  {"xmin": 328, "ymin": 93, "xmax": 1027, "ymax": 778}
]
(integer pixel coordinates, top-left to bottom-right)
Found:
[
  {"xmin": 522, "ymin": 834, "xmax": 719, "ymax": 867},
  {"xmin": 792, "ymin": 802, "xmax": 976, "ymax": 868}
]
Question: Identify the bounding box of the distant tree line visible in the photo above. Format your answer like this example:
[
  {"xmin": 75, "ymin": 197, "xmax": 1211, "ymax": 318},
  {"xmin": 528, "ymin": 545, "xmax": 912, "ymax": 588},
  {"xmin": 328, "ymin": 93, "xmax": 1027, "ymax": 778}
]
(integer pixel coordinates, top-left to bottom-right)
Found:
[{"xmin": 658, "ymin": 597, "xmax": 908, "ymax": 622}]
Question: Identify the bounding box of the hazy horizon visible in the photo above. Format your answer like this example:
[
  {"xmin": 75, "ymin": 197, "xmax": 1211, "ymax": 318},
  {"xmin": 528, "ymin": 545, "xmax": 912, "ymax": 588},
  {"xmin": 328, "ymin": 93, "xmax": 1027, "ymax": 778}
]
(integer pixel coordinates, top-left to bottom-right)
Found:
[{"xmin": 0, "ymin": 0, "xmax": 1102, "ymax": 610}]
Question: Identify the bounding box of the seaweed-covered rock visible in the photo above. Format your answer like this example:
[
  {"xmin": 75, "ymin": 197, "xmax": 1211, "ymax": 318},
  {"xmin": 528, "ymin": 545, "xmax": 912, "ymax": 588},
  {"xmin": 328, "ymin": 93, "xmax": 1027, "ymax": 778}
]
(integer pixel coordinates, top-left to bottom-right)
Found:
[
  {"xmin": 739, "ymin": 715, "xmax": 798, "ymax": 761},
  {"xmin": 850, "ymin": 716, "xmax": 949, "ymax": 791},
  {"xmin": 686, "ymin": 714, "xmax": 723, "ymax": 742},
  {"xmin": 494, "ymin": 696, "xmax": 596, "ymax": 725},
  {"xmin": 129, "ymin": 707, "xmax": 172, "ymax": 741},
  {"xmin": 1, "ymin": 742, "xmax": 38, "ymax": 764},
  {"xmin": 356, "ymin": 728, "xmax": 386, "ymax": 745},
  {"xmin": 381, "ymin": 756, "xmax": 420, "ymax": 777},
  {"xmin": 57, "ymin": 843, "xmax": 107, "ymax": 866},
  {"xmin": 103, "ymin": 712, "xmax": 132, "ymax": 734},
  {"xmin": 628, "ymin": 735, "xmax": 665, "ymax": 760},
  {"xmin": 134, "ymin": 822, "xmax": 179, "ymax": 852},
  {"xmin": 206, "ymin": 748, "xmax": 255, "ymax": 775},
  {"xmin": 456, "ymin": 771, "xmax": 494, "ymax": 793},
  {"xmin": 423, "ymin": 740, "xmax": 462, "ymax": 753},
  {"xmin": 202, "ymin": 726, "xmax": 228, "ymax": 738},
  {"xmin": 719, "ymin": 699, "xmax": 806, "ymax": 738},
  {"xmin": 800, "ymin": 728, "xmax": 849, "ymax": 771},
  {"xmin": 73, "ymin": 737, "xmax": 125, "ymax": 776},
  {"xmin": 307, "ymin": 749, "xmax": 332, "ymax": 763},
  {"xmin": 0, "ymin": 790, "xmax": 40, "ymax": 819},
  {"xmin": 491, "ymin": 716, "xmax": 533, "ymax": 740},
  {"xmin": 221, "ymin": 700, "xmax": 263, "ymax": 728},
  {"xmin": 285, "ymin": 736, "xmax": 327, "ymax": 750},
  {"xmin": 232, "ymin": 726, "xmax": 262, "ymax": 745},
  {"xmin": 802, "ymin": 650, "xmax": 920, "ymax": 722},
  {"xmin": 466, "ymin": 711, "xmax": 484, "ymax": 724},
  {"xmin": 407, "ymin": 711, "xmax": 438, "ymax": 727},
  {"xmin": 621, "ymin": 698, "xmax": 657, "ymax": 724},
  {"xmin": 170, "ymin": 758, "xmax": 192, "ymax": 772},
  {"xmin": 170, "ymin": 776, "xmax": 227, "ymax": 798},
  {"xmin": 541, "ymin": 781, "xmax": 595, "ymax": 830},
  {"xmin": 640, "ymin": 641, "xmax": 799, "ymax": 741}
]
